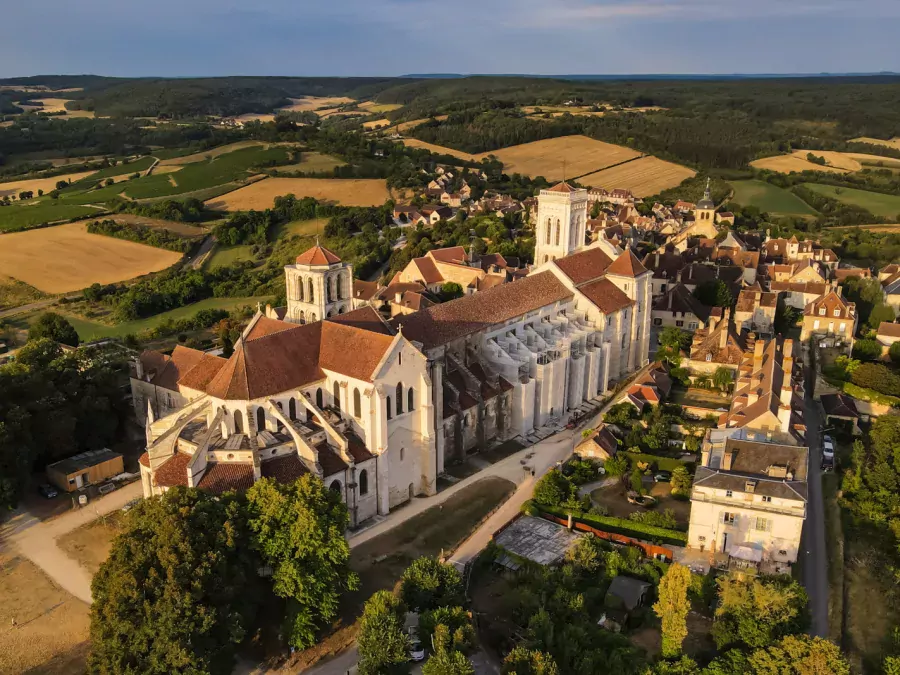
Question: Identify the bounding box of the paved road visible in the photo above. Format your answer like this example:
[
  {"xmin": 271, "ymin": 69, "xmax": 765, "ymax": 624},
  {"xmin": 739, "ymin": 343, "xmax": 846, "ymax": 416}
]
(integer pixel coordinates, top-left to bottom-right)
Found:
[
  {"xmin": 0, "ymin": 481, "xmax": 142, "ymax": 604},
  {"xmin": 0, "ymin": 297, "xmax": 61, "ymax": 320},
  {"xmin": 799, "ymin": 354, "xmax": 829, "ymax": 637}
]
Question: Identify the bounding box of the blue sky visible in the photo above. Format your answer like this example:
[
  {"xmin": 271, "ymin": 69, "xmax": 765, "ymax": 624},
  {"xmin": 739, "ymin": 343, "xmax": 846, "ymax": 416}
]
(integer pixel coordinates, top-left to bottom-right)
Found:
[{"xmin": 2, "ymin": 0, "xmax": 899, "ymax": 77}]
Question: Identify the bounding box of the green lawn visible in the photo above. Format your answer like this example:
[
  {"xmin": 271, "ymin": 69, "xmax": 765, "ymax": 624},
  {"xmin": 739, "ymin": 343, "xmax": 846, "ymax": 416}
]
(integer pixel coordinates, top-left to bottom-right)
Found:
[
  {"xmin": 0, "ymin": 203, "xmax": 102, "ymax": 231},
  {"xmin": 15, "ymin": 296, "xmax": 272, "ymax": 341},
  {"xmin": 204, "ymin": 244, "xmax": 256, "ymax": 269},
  {"xmin": 122, "ymin": 146, "xmax": 290, "ymax": 199},
  {"xmin": 274, "ymin": 152, "xmax": 346, "ymax": 174},
  {"xmin": 275, "ymin": 218, "xmax": 319, "ymax": 238},
  {"xmin": 730, "ymin": 180, "xmax": 819, "ymax": 216},
  {"xmin": 802, "ymin": 183, "xmax": 900, "ymax": 219}
]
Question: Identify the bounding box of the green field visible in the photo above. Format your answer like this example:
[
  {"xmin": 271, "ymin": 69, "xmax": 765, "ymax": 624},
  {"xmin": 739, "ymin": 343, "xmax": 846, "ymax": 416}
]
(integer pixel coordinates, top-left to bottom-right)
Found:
[
  {"xmin": 57, "ymin": 180, "xmax": 130, "ymax": 205},
  {"xmin": 0, "ymin": 203, "xmax": 102, "ymax": 231},
  {"xmin": 802, "ymin": 183, "xmax": 900, "ymax": 219},
  {"xmin": 80, "ymin": 156, "xmax": 155, "ymax": 181},
  {"xmin": 730, "ymin": 179, "xmax": 819, "ymax": 216},
  {"xmin": 275, "ymin": 218, "xmax": 320, "ymax": 238},
  {"xmin": 122, "ymin": 146, "xmax": 290, "ymax": 199},
  {"xmin": 205, "ymin": 244, "xmax": 256, "ymax": 269},
  {"xmin": 274, "ymin": 152, "xmax": 346, "ymax": 174},
  {"xmin": 14, "ymin": 296, "xmax": 273, "ymax": 341}
]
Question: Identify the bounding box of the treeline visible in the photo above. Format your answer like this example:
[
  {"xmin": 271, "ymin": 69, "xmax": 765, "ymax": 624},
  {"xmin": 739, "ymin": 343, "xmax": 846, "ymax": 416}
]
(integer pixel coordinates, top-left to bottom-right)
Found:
[
  {"xmin": 87, "ymin": 219, "xmax": 195, "ymax": 252},
  {"xmin": 110, "ymin": 197, "xmax": 207, "ymax": 222},
  {"xmin": 789, "ymin": 185, "xmax": 887, "ymax": 227}
]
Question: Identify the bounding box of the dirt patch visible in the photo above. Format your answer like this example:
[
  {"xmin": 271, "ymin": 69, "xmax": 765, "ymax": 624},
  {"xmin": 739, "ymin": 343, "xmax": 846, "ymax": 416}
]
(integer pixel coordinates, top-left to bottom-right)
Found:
[
  {"xmin": 0, "ymin": 171, "xmax": 98, "ymax": 199},
  {"xmin": 0, "ymin": 555, "xmax": 90, "ymax": 675},
  {"xmin": 206, "ymin": 177, "xmax": 390, "ymax": 210},
  {"xmin": 589, "ymin": 480, "xmax": 691, "ymax": 527},
  {"xmin": 580, "ymin": 156, "xmax": 696, "ymax": 197},
  {"xmin": 57, "ymin": 512, "xmax": 125, "ymax": 576},
  {"xmin": 0, "ymin": 221, "xmax": 182, "ymax": 293}
]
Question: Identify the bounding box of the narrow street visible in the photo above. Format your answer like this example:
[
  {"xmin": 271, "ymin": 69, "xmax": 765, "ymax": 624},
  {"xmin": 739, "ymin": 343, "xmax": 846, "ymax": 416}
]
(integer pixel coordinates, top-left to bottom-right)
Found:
[{"xmin": 799, "ymin": 350, "xmax": 829, "ymax": 637}]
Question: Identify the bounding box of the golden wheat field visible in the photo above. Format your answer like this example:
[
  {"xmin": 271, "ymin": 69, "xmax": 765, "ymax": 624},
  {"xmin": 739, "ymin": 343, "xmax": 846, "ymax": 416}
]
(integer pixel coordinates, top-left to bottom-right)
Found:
[
  {"xmin": 750, "ymin": 155, "xmax": 849, "ymax": 174},
  {"xmin": 488, "ymin": 135, "xmax": 642, "ymax": 181},
  {"xmin": 277, "ymin": 96, "xmax": 356, "ymax": 112},
  {"xmin": 363, "ymin": 118, "xmax": 392, "ymax": 129},
  {"xmin": 358, "ymin": 101, "xmax": 403, "ymax": 113},
  {"xmin": 157, "ymin": 141, "xmax": 269, "ymax": 166},
  {"xmin": 0, "ymin": 170, "xmax": 98, "ymax": 198},
  {"xmin": 0, "ymin": 222, "xmax": 182, "ymax": 293},
  {"xmin": 205, "ymin": 177, "xmax": 391, "ymax": 211},
  {"xmin": 579, "ymin": 156, "xmax": 696, "ymax": 197},
  {"xmin": 391, "ymin": 115, "xmax": 448, "ymax": 134},
  {"xmin": 752, "ymin": 149, "xmax": 900, "ymax": 174},
  {"xmin": 851, "ymin": 137, "xmax": 900, "ymax": 151},
  {"xmin": 400, "ymin": 138, "xmax": 481, "ymax": 161},
  {"xmin": 233, "ymin": 113, "xmax": 276, "ymax": 124}
]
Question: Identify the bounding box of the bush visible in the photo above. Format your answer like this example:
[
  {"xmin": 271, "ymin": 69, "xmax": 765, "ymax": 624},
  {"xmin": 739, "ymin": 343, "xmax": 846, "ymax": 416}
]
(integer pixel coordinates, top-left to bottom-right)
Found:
[
  {"xmin": 566, "ymin": 459, "xmax": 600, "ymax": 485},
  {"xmin": 851, "ymin": 338, "xmax": 883, "ymax": 362},
  {"xmin": 630, "ymin": 508, "xmax": 679, "ymax": 530},
  {"xmin": 850, "ymin": 363, "xmax": 900, "ymax": 397},
  {"xmin": 890, "ymin": 341, "xmax": 900, "ymax": 364},
  {"xmin": 604, "ymin": 402, "xmax": 639, "ymax": 427},
  {"xmin": 604, "ymin": 455, "xmax": 628, "ymax": 477},
  {"xmin": 536, "ymin": 503, "xmax": 688, "ymax": 546},
  {"xmin": 28, "ymin": 312, "xmax": 79, "ymax": 347},
  {"xmin": 533, "ymin": 469, "xmax": 574, "ymax": 508},
  {"xmin": 400, "ymin": 557, "xmax": 463, "ymax": 613}
]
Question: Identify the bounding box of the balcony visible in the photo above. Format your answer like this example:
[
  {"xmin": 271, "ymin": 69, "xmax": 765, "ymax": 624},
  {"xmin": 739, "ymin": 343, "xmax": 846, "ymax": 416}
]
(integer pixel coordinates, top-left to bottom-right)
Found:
[{"xmin": 691, "ymin": 492, "xmax": 806, "ymax": 518}]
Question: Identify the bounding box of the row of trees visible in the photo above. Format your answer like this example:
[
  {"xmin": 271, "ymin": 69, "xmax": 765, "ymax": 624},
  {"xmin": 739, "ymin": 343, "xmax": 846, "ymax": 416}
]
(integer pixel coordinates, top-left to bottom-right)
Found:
[{"xmin": 87, "ymin": 219, "xmax": 195, "ymax": 252}]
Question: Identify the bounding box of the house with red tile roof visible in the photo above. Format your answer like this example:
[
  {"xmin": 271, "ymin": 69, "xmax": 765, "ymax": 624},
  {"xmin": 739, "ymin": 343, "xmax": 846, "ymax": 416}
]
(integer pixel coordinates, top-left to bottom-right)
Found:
[{"xmin": 800, "ymin": 290, "xmax": 857, "ymax": 352}]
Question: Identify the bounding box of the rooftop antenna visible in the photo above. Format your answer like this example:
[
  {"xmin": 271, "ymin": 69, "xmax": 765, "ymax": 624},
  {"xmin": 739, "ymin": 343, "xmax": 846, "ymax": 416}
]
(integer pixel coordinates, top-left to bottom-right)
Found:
[{"xmin": 562, "ymin": 159, "xmax": 567, "ymax": 184}]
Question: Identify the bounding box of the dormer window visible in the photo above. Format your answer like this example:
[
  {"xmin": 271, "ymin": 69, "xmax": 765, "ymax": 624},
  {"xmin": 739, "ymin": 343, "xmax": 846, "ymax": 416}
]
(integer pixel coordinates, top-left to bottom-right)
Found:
[
  {"xmin": 706, "ymin": 354, "xmax": 712, "ymax": 362},
  {"xmin": 833, "ymin": 309, "xmax": 840, "ymax": 317},
  {"xmin": 819, "ymin": 308, "xmax": 826, "ymax": 316}
]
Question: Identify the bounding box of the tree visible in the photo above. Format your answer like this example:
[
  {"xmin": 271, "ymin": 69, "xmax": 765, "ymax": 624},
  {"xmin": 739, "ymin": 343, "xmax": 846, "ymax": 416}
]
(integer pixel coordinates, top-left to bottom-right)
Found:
[
  {"xmin": 88, "ymin": 487, "xmax": 260, "ymax": 675},
  {"xmin": 851, "ymin": 338, "xmax": 883, "ymax": 362},
  {"xmin": 670, "ymin": 465, "xmax": 692, "ymax": 497},
  {"xmin": 502, "ymin": 647, "xmax": 560, "ymax": 675},
  {"xmin": 357, "ymin": 590, "xmax": 410, "ymax": 675},
  {"xmin": 441, "ymin": 282, "xmax": 464, "ymax": 300},
  {"xmin": 245, "ymin": 476, "xmax": 358, "ymax": 648},
  {"xmin": 644, "ymin": 656, "xmax": 700, "ymax": 675},
  {"xmin": 422, "ymin": 624, "xmax": 474, "ymax": 675},
  {"xmin": 712, "ymin": 366, "xmax": 733, "ymax": 393},
  {"xmin": 604, "ymin": 402, "xmax": 639, "ymax": 427},
  {"xmin": 747, "ymin": 635, "xmax": 850, "ymax": 675},
  {"xmin": 693, "ymin": 280, "xmax": 733, "ymax": 308},
  {"xmin": 604, "ymin": 454, "xmax": 628, "ymax": 477},
  {"xmin": 56, "ymin": 180, "xmax": 68, "ymax": 190},
  {"xmin": 712, "ymin": 573, "xmax": 809, "ymax": 650},
  {"xmin": 850, "ymin": 363, "xmax": 900, "ymax": 397},
  {"xmin": 654, "ymin": 563, "xmax": 692, "ymax": 657},
  {"xmin": 400, "ymin": 556, "xmax": 463, "ymax": 613},
  {"xmin": 420, "ymin": 605, "xmax": 474, "ymax": 652},
  {"xmin": 28, "ymin": 312, "xmax": 79, "ymax": 346},
  {"xmin": 890, "ymin": 341, "xmax": 900, "ymax": 364},
  {"xmin": 532, "ymin": 469, "xmax": 574, "ymax": 508}
]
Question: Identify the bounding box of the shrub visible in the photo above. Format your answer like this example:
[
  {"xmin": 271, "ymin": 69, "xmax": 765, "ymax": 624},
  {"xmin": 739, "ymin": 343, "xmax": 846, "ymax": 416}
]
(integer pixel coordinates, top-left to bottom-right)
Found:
[
  {"xmin": 630, "ymin": 466, "xmax": 644, "ymax": 494},
  {"xmin": 536, "ymin": 503, "xmax": 688, "ymax": 546},
  {"xmin": 630, "ymin": 508, "xmax": 679, "ymax": 530},
  {"xmin": 852, "ymin": 338, "xmax": 883, "ymax": 362},
  {"xmin": 891, "ymin": 341, "xmax": 900, "ymax": 364},
  {"xmin": 604, "ymin": 455, "xmax": 628, "ymax": 477},
  {"xmin": 533, "ymin": 469, "xmax": 574, "ymax": 508},
  {"xmin": 400, "ymin": 557, "xmax": 463, "ymax": 613},
  {"xmin": 850, "ymin": 363, "xmax": 900, "ymax": 397},
  {"xmin": 671, "ymin": 466, "xmax": 693, "ymax": 497},
  {"xmin": 604, "ymin": 402, "xmax": 639, "ymax": 427}
]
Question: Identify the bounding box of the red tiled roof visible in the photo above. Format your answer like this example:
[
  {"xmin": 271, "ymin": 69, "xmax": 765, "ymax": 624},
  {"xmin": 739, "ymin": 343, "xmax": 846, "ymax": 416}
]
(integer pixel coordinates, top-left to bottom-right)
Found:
[
  {"xmin": 178, "ymin": 353, "xmax": 227, "ymax": 391},
  {"xmin": 578, "ymin": 278, "xmax": 634, "ymax": 314},
  {"xmin": 245, "ymin": 316, "xmax": 298, "ymax": 342},
  {"xmin": 353, "ymin": 279, "xmax": 380, "ymax": 301},
  {"xmin": 546, "ymin": 181, "xmax": 577, "ymax": 193},
  {"xmin": 261, "ymin": 453, "xmax": 309, "ymax": 484},
  {"xmin": 327, "ymin": 305, "xmax": 394, "ymax": 335},
  {"xmin": 411, "ymin": 257, "xmax": 443, "ymax": 284},
  {"xmin": 877, "ymin": 321, "xmax": 900, "ymax": 338},
  {"xmin": 138, "ymin": 452, "xmax": 150, "ymax": 468},
  {"xmin": 319, "ymin": 321, "xmax": 395, "ymax": 381},
  {"xmin": 553, "ymin": 247, "xmax": 613, "ymax": 285},
  {"xmin": 153, "ymin": 452, "xmax": 191, "ymax": 488},
  {"xmin": 428, "ymin": 246, "xmax": 468, "ymax": 265},
  {"xmin": 606, "ymin": 249, "xmax": 648, "ymax": 278},
  {"xmin": 317, "ymin": 443, "xmax": 349, "ymax": 476},
  {"xmin": 197, "ymin": 462, "xmax": 255, "ymax": 494},
  {"xmin": 346, "ymin": 433, "xmax": 375, "ymax": 462},
  {"xmin": 146, "ymin": 345, "xmax": 208, "ymax": 391},
  {"xmin": 395, "ymin": 272, "xmax": 573, "ymax": 349},
  {"xmin": 296, "ymin": 245, "xmax": 341, "ymax": 266}
]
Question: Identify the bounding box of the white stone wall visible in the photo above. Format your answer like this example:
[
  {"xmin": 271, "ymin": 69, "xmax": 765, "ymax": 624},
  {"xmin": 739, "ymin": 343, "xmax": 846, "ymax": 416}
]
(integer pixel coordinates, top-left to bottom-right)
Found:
[
  {"xmin": 534, "ymin": 189, "xmax": 589, "ymax": 265},
  {"xmin": 285, "ymin": 262, "xmax": 354, "ymax": 323}
]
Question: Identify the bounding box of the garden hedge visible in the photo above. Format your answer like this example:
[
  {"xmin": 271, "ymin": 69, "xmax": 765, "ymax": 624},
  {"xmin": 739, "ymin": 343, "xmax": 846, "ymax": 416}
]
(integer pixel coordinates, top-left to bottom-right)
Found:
[{"xmin": 534, "ymin": 502, "xmax": 688, "ymax": 547}]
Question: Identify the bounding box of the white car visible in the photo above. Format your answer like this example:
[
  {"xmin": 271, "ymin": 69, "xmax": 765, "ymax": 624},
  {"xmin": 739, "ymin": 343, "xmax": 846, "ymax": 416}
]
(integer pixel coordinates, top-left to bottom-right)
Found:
[
  {"xmin": 822, "ymin": 438, "xmax": 835, "ymax": 458},
  {"xmin": 408, "ymin": 637, "xmax": 425, "ymax": 662}
]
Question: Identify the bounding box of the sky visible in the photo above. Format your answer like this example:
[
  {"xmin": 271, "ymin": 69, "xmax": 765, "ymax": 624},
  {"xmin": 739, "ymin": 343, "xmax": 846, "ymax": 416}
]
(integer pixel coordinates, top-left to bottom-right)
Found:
[{"xmin": 2, "ymin": 0, "xmax": 900, "ymax": 78}]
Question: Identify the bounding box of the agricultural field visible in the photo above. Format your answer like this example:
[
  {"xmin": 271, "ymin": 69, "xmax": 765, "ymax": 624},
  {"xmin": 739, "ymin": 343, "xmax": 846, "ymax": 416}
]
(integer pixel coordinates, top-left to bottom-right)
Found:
[
  {"xmin": 0, "ymin": 222, "xmax": 182, "ymax": 293},
  {"xmin": 400, "ymin": 138, "xmax": 480, "ymax": 161},
  {"xmin": 358, "ymin": 101, "xmax": 403, "ymax": 114},
  {"xmin": 752, "ymin": 149, "xmax": 900, "ymax": 174},
  {"xmin": 391, "ymin": 115, "xmax": 447, "ymax": 133},
  {"xmin": 751, "ymin": 154, "xmax": 849, "ymax": 174},
  {"xmin": 87, "ymin": 214, "xmax": 207, "ymax": 237},
  {"xmin": 276, "ymin": 218, "xmax": 320, "ymax": 238},
  {"xmin": 362, "ymin": 118, "xmax": 391, "ymax": 130},
  {"xmin": 0, "ymin": 275, "xmax": 46, "ymax": 310},
  {"xmin": 233, "ymin": 113, "xmax": 276, "ymax": 124},
  {"xmin": 488, "ymin": 135, "xmax": 641, "ymax": 181},
  {"xmin": 802, "ymin": 183, "xmax": 900, "ymax": 219},
  {"xmin": 0, "ymin": 170, "xmax": 99, "ymax": 198},
  {"xmin": 276, "ymin": 96, "xmax": 355, "ymax": 112},
  {"xmin": 272, "ymin": 151, "xmax": 346, "ymax": 174},
  {"xmin": 851, "ymin": 136, "xmax": 900, "ymax": 151},
  {"xmin": 77, "ymin": 156, "xmax": 155, "ymax": 181},
  {"xmin": 0, "ymin": 554, "xmax": 90, "ymax": 675},
  {"xmin": 206, "ymin": 177, "xmax": 391, "ymax": 210},
  {"xmin": 0, "ymin": 202, "xmax": 102, "ymax": 230},
  {"xmin": 729, "ymin": 179, "xmax": 819, "ymax": 216},
  {"xmin": 156, "ymin": 141, "xmax": 269, "ymax": 166},
  {"xmin": 579, "ymin": 156, "xmax": 696, "ymax": 197},
  {"xmin": 205, "ymin": 244, "xmax": 256, "ymax": 269}
]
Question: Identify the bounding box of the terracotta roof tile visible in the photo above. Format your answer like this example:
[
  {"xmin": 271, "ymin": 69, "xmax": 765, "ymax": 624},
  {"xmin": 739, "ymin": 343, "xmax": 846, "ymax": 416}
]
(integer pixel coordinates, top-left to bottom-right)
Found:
[
  {"xmin": 327, "ymin": 305, "xmax": 394, "ymax": 335},
  {"xmin": 246, "ymin": 316, "xmax": 298, "ymax": 341},
  {"xmin": 319, "ymin": 321, "xmax": 395, "ymax": 381},
  {"xmin": 153, "ymin": 452, "xmax": 191, "ymax": 488},
  {"xmin": 296, "ymin": 245, "xmax": 341, "ymax": 266},
  {"xmin": 145, "ymin": 345, "xmax": 208, "ymax": 391},
  {"xmin": 553, "ymin": 247, "xmax": 613, "ymax": 285},
  {"xmin": 578, "ymin": 278, "xmax": 634, "ymax": 314},
  {"xmin": 317, "ymin": 443, "xmax": 349, "ymax": 476},
  {"xmin": 395, "ymin": 272, "xmax": 573, "ymax": 349},
  {"xmin": 878, "ymin": 321, "xmax": 900, "ymax": 338},
  {"xmin": 428, "ymin": 246, "xmax": 468, "ymax": 265},
  {"xmin": 606, "ymin": 249, "xmax": 649, "ymax": 278},
  {"xmin": 545, "ymin": 181, "xmax": 577, "ymax": 193},
  {"xmin": 197, "ymin": 462, "xmax": 255, "ymax": 494},
  {"xmin": 178, "ymin": 353, "xmax": 227, "ymax": 391},
  {"xmin": 261, "ymin": 453, "xmax": 309, "ymax": 484},
  {"xmin": 138, "ymin": 452, "xmax": 150, "ymax": 468},
  {"xmin": 411, "ymin": 257, "xmax": 443, "ymax": 284},
  {"xmin": 353, "ymin": 279, "xmax": 380, "ymax": 301},
  {"xmin": 346, "ymin": 433, "xmax": 375, "ymax": 463}
]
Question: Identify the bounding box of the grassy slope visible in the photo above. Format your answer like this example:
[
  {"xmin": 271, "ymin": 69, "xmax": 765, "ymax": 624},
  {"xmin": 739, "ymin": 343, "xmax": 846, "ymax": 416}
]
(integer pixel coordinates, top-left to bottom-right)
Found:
[
  {"xmin": 0, "ymin": 203, "xmax": 102, "ymax": 230},
  {"xmin": 802, "ymin": 183, "xmax": 900, "ymax": 219},
  {"xmin": 729, "ymin": 179, "xmax": 818, "ymax": 216}
]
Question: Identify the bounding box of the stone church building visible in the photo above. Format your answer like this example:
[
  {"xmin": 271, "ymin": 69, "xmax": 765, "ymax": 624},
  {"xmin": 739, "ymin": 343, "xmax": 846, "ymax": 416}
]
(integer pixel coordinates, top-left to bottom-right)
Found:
[{"xmin": 131, "ymin": 182, "xmax": 651, "ymax": 525}]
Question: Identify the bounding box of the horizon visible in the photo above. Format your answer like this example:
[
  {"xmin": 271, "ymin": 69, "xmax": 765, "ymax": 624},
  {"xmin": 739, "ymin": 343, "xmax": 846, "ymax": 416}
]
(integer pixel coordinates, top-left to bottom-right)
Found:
[{"xmin": 2, "ymin": 0, "xmax": 899, "ymax": 79}]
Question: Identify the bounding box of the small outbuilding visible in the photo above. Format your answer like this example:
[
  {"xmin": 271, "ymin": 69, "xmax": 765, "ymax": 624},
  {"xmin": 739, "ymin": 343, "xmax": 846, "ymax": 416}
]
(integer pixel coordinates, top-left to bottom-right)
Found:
[
  {"xmin": 600, "ymin": 575, "xmax": 653, "ymax": 632},
  {"xmin": 47, "ymin": 449, "xmax": 124, "ymax": 492},
  {"xmin": 820, "ymin": 393, "xmax": 861, "ymax": 435},
  {"xmin": 575, "ymin": 425, "xmax": 619, "ymax": 461}
]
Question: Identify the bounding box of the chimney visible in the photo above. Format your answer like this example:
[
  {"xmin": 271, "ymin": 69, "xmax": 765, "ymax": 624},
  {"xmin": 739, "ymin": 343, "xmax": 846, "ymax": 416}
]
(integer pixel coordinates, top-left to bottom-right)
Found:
[
  {"xmin": 745, "ymin": 480, "xmax": 757, "ymax": 493},
  {"xmin": 719, "ymin": 319, "xmax": 728, "ymax": 350},
  {"xmin": 668, "ymin": 289, "xmax": 674, "ymax": 310},
  {"xmin": 135, "ymin": 356, "xmax": 144, "ymax": 380},
  {"xmin": 754, "ymin": 339, "xmax": 764, "ymax": 362},
  {"xmin": 655, "ymin": 250, "xmax": 660, "ymax": 267},
  {"xmin": 722, "ymin": 449, "xmax": 734, "ymax": 471}
]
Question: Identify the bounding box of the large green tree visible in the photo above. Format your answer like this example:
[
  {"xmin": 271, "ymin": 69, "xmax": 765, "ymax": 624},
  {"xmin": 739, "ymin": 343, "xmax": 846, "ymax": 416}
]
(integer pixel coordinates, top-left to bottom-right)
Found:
[
  {"xmin": 746, "ymin": 635, "xmax": 850, "ymax": 675},
  {"xmin": 422, "ymin": 624, "xmax": 474, "ymax": 675},
  {"xmin": 357, "ymin": 590, "xmax": 410, "ymax": 675},
  {"xmin": 400, "ymin": 557, "xmax": 463, "ymax": 613},
  {"xmin": 28, "ymin": 311, "xmax": 80, "ymax": 346},
  {"xmin": 654, "ymin": 563, "xmax": 692, "ymax": 657},
  {"xmin": 88, "ymin": 488, "xmax": 260, "ymax": 675},
  {"xmin": 245, "ymin": 475, "xmax": 358, "ymax": 648},
  {"xmin": 502, "ymin": 647, "xmax": 561, "ymax": 675}
]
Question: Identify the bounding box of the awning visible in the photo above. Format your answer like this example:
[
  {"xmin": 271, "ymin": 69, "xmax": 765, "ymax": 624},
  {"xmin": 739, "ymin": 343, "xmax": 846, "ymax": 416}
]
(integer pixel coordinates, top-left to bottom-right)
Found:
[{"xmin": 729, "ymin": 544, "xmax": 763, "ymax": 563}]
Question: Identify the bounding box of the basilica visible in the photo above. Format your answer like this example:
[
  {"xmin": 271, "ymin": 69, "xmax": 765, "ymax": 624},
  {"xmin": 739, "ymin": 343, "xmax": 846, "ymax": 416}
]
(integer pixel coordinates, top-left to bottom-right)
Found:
[{"xmin": 131, "ymin": 182, "xmax": 651, "ymax": 525}]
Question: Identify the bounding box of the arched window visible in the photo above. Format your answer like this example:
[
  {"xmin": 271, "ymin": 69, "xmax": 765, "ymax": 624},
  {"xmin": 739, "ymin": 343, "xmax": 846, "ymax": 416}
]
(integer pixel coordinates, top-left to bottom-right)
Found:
[
  {"xmin": 298, "ymin": 310, "xmax": 305, "ymax": 325},
  {"xmin": 308, "ymin": 278, "xmax": 315, "ymax": 303},
  {"xmin": 353, "ymin": 388, "xmax": 361, "ymax": 418},
  {"xmin": 396, "ymin": 382, "xmax": 404, "ymax": 414},
  {"xmin": 359, "ymin": 469, "xmax": 368, "ymax": 495},
  {"xmin": 555, "ymin": 219, "xmax": 561, "ymax": 246},
  {"xmin": 298, "ymin": 276, "xmax": 305, "ymax": 302},
  {"xmin": 316, "ymin": 388, "xmax": 323, "ymax": 409},
  {"xmin": 544, "ymin": 255, "xmax": 549, "ymax": 263},
  {"xmin": 330, "ymin": 480, "xmax": 342, "ymax": 493},
  {"xmin": 234, "ymin": 409, "xmax": 244, "ymax": 434},
  {"xmin": 386, "ymin": 396, "xmax": 392, "ymax": 420},
  {"xmin": 338, "ymin": 306, "xmax": 344, "ymax": 314},
  {"xmin": 326, "ymin": 277, "xmax": 333, "ymax": 302},
  {"xmin": 310, "ymin": 312, "xmax": 317, "ymax": 322},
  {"xmin": 326, "ymin": 311, "xmax": 332, "ymax": 318},
  {"xmin": 408, "ymin": 388, "xmax": 414, "ymax": 412},
  {"xmin": 336, "ymin": 275, "xmax": 343, "ymax": 300},
  {"xmin": 288, "ymin": 398, "xmax": 297, "ymax": 421},
  {"xmin": 256, "ymin": 407, "xmax": 266, "ymax": 433},
  {"xmin": 333, "ymin": 381, "xmax": 341, "ymax": 410},
  {"xmin": 545, "ymin": 218, "xmax": 551, "ymax": 244}
]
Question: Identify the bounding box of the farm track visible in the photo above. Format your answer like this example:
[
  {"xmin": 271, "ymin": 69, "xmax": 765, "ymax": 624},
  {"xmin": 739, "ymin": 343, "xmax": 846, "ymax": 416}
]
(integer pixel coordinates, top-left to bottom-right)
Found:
[{"xmin": 570, "ymin": 154, "xmax": 644, "ymax": 181}]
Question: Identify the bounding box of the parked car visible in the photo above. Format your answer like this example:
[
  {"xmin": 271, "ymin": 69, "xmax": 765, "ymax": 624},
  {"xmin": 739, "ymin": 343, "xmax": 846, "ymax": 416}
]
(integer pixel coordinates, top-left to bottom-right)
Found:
[
  {"xmin": 654, "ymin": 470, "xmax": 672, "ymax": 483},
  {"xmin": 37, "ymin": 483, "xmax": 58, "ymax": 499},
  {"xmin": 408, "ymin": 628, "xmax": 425, "ymax": 662},
  {"xmin": 121, "ymin": 498, "xmax": 142, "ymax": 512},
  {"xmin": 822, "ymin": 437, "xmax": 835, "ymax": 459}
]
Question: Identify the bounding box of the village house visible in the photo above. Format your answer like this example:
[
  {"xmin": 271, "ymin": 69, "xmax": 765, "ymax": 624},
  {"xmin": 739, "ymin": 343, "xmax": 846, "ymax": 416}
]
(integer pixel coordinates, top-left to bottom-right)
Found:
[
  {"xmin": 799, "ymin": 290, "xmax": 857, "ymax": 352},
  {"xmin": 395, "ymin": 246, "xmax": 510, "ymax": 295},
  {"xmin": 768, "ymin": 281, "xmax": 830, "ymax": 312},
  {"xmin": 575, "ymin": 424, "xmax": 619, "ymax": 461},
  {"xmin": 832, "ymin": 267, "xmax": 871, "ymax": 283},
  {"xmin": 734, "ymin": 285, "xmax": 778, "ymax": 336},
  {"xmin": 688, "ymin": 429, "xmax": 807, "ymax": 573},
  {"xmin": 880, "ymin": 264, "xmax": 900, "ymax": 311},
  {"xmin": 619, "ymin": 363, "xmax": 672, "ymax": 413},
  {"xmin": 651, "ymin": 283, "xmax": 717, "ymax": 331},
  {"xmin": 685, "ymin": 309, "xmax": 748, "ymax": 374},
  {"xmin": 876, "ymin": 321, "xmax": 900, "ymax": 356}
]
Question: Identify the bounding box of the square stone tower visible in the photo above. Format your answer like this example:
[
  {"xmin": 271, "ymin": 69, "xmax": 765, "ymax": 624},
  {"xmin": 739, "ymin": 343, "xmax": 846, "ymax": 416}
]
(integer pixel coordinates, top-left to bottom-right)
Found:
[{"xmin": 535, "ymin": 182, "xmax": 589, "ymax": 265}]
